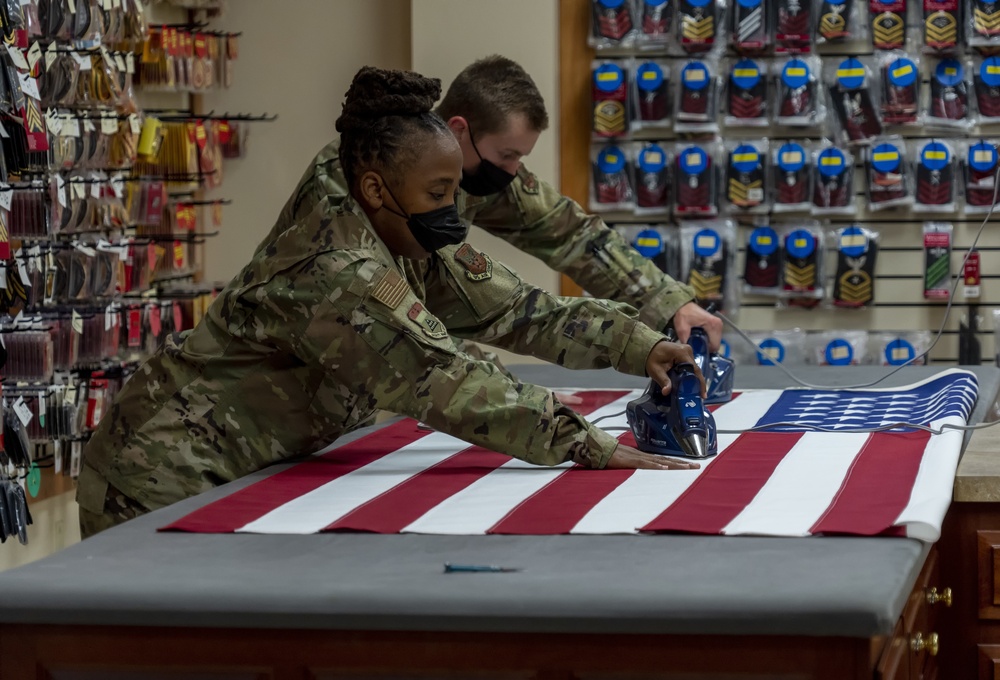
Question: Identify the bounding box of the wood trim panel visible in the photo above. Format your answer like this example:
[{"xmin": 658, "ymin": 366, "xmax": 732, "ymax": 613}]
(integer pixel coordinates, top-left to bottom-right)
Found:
[{"xmin": 978, "ymin": 530, "xmax": 1000, "ymax": 619}]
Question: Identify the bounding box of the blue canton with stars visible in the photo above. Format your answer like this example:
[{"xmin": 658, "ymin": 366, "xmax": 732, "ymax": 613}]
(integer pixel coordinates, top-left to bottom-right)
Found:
[{"xmin": 756, "ymin": 372, "xmax": 979, "ymax": 432}]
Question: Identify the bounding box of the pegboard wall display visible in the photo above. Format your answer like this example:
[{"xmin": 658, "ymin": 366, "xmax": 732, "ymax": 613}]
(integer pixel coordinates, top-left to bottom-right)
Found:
[
  {"xmin": 0, "ymin": 0, "xmax": 272, "ymax": 543},
  {"xmin": 559, "ymin": 0, "xmax": 1000, "ymax": 371}
]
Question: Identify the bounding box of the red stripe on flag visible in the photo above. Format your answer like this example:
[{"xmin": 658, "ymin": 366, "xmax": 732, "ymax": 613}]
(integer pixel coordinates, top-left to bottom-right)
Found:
[
  {"xmin": 159, "ymin": 419, "xmax": 429, "ymax": 533},
  {"xmin": 324, "ymin": 390, "xmax": 632, "ymax": 534},
  {"xmin": 810, "ymin": 431, "xmax": 931, "ymax": 536},
  {"xmin": 640, "ymin": 432, "xmax": 803, "ymax": 534}
]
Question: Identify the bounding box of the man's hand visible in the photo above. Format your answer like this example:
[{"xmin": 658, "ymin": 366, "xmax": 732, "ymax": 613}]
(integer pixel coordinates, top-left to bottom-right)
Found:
[
  {"xmin": 672, "ymin": 302, "xmax": 724, "ymax": 351},
  {"xmin": 606, "ymin": 443, "xmax": 701, "ymax": 470},
  {"xmin": 645, "ymin": 341, "xmax": 706, "ymax": 397}
]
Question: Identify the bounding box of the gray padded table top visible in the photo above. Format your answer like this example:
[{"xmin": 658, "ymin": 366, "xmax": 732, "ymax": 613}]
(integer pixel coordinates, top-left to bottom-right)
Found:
[{"xmin": 0, "ymin": 365, "xmax": 996, "ymax": 637}]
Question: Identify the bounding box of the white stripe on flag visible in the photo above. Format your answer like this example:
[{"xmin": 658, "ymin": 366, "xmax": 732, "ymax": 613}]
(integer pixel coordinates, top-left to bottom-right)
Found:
[
  {"xmin": 721, "ymin": 432, "xmax": 871, "ymax": 537},
  {"xmin": 893, "ymin": 416, "xmax": 964, "ymax": 541},
  {"xmin": 236, "ymin": 431, "xmax": 471, "ymax": 534},
  {"xmin": 402, "ymin": 393, "xmax": 638, "ymax": 535},
  {"xmin": 711, "ymin": 388, "xmax": 786, "ymax": 431}
]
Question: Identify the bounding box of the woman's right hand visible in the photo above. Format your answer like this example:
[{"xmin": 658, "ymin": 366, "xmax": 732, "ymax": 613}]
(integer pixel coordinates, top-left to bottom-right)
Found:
[{"xmin": 605, "ymin": 443, "xmax": 701, "ymax": 470}]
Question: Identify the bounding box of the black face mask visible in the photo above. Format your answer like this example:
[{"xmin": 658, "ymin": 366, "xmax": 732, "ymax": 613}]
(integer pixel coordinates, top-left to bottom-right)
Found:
[
  {"xmin": 381, "ymin": 182, "xmax": 468, "ymax": 253},
  {"xmin": 459, "ymin": 124, "xmax": 518, "ymax": 197}
]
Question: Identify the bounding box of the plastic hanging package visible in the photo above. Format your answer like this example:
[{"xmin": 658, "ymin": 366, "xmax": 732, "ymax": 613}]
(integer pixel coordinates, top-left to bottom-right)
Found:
[
  {"xmin": 865, "ymin": 136, "xmax": 913, "ymax": 210},
  {"xmin": 674, "ymin": 141, "xmax": 720, "ymax": 216},
  {"xmin": 590, "ymin": 0, "xmax": 639, "ymax": 48},
  {"xmin": 772, "ymin": 140, "xmax": 813, "ymax": 211},
  {"xmin": 923, "ymin": 221, "xmax": 952, "ymax": 299},
  {"xmin": 879, "ymin": 51, "xmax": 921, "ymax": 124},
  {"xmin": 969, "ymin": 0, "xmax": 1000, "ymax": 47},
  {"xmin": 725, "ymin": 139, "xmax": 769, "ymax": 213},
  {"xmin": 870, "ymin": 0, "xmax": 908, "ymax": 48},
  {"xmin": 681, "ymin": 219, "xmax": 738, "ymax": 313},
  {"xmin": 775, "ymin": 55, "xmax": 825, "ymax": 127},
  {"xmin": 633, "ymin": 60, "xmax": 671, "ymax": 129},
  {"xmin": 591, "ymin": 61, "xmax": 631, "ymax": 139},
  {"xmin": 826, "ymin": 56, "xmax": 884, "ymax": 145},
  {"xmin": 975, "ymin": 56, "xmax": 1000, "ymax": 123},
  {"xmin": 964, "ymin": 139, "xmax": 1000, "ymax": 212},
  {"xmin": 674, "ymin": 57, "xmax": 721, "ymax": 133},
  {"xmin": 925, "ymin": 58, "xmax": 972, "ymax": 129},
  {"xmin": 815, "ymin": 0, "xmax": 870, "ymax": 45},
  {"xmin": 778, "ymin": 222, "xmax": 826, "ymax": 305},
  {"xmin": 590, "ymin": 143, "xmax": 636, "ymax": 212},
  {"xmin": 923, "ymin": 0, "xmax": 960, "ymax": 50},
  {"xmin": 810, "ymin": 330, "xmax": 870, "ymax": 365},
  {"xmin": 617, "ymin": 224, "xmax": 680, "ymax": 277},
  {"xmin": 832, "ymin": 224, "xmax": 880, "ymax": 308},
  {"xmin": 731, "ymin": 0, "xmax": 770, "ymax": 50},
  {"xmin": 811, "ymin": 142, "xmax": 856, "ymax": 215},
  {"xmin": 911, "ymin": 138, "xmax": 957, "ymax": 212},
  {"xmin": 725, "ymin": 57, "xmax": 769, "ymax": 126},
  {"xmin": 744, "ymin": 329, "xmax": 807, "ymax": 364},
  {"xmin": 871, "ymin": 331, "xmax": 931, "ymax": 365},
  {"xmin": 678, "ymin": 0, "xmax": 725, "ymax": 52},
  {"xmin": 743, "ymin": 224, "xmax": 783, "ymax": 294},
  {"xmin": 634, "ymin": 142, "xmax": 672, "ymax": 214},
  {"xmin": 637, "ymin": 0, "xmax": 674, "ymax": 48},
  {"xmin": 776, "ymin": 0, "xmax": 813, "ymax": 50}
]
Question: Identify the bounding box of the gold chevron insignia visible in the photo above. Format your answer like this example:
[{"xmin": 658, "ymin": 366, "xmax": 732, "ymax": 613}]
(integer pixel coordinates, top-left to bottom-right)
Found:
[
  {"xmin": 925, "ymin": 11, "xmax": 957, "ymax": 43},
  {"xmin": 727, "ymin": 179, "xmax": 763, "ymax": 203},
  {"xmin": 974, "ymin": 6, "xmax": 1000, "ymax": 32},
  {"xmin": 690, "ymin": 270, "xmax": 722, "ymax": 298},
  {"xmin": 873, "ymin": 13, "xmax": 905, "ymax": 43},
  {"xmin": 682, "ymin": 16, "xmax": 715, "ymax": 39},
  {"xmin": 24, "ymin": 100, "xmax": 44, "ymax": 134},
  {"xmin": 820, "ymin": 12, "xmax": 846, "ymax": 36},
  {"xmin": 784, "ymin": 263, "xmax": 816, "ymax": 288},
  {"xmin": 593, "ymin": 101, "xmax": 626, "ymax": 135},
  {"xmin": 838, "ymin": 271, "xmax": 872, "ymax": 302}
]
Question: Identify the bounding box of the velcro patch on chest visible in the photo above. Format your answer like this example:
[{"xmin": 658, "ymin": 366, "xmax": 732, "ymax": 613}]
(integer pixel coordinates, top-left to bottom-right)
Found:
[
  {"xmin": 370, "ymin": 268, "xmax": 409, "ymax": 309},
  {"xmin": 454, "ymin": 243, "xmax": 493, "ymax": 281},
  {"xmin": 407, "ymin": 302, "xmax": 449, "ymax": 339},
  {"xmin": 520, "ymin": 170, "xmax": 540, "ymax": 195}
]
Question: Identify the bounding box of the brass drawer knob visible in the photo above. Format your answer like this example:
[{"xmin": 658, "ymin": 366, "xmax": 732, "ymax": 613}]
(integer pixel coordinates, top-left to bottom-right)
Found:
[
  {"xmin": 925, "ymin": 587, "xmax": 953, "ymax": 607},
  {"xmin": 911, "ymin": 632, "xmax": 940, "ymax": 657}
]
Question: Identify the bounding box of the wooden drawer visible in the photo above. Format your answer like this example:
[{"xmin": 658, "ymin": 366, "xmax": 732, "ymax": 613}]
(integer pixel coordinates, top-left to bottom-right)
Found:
[{"xmin": 979, "ymin": 531, "xmax": 1000, "ymax": 619}]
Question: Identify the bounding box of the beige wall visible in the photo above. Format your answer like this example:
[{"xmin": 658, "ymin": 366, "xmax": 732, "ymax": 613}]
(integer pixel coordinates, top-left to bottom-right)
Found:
[{"xmin": 200, "ymin": 0, "xmax": 413, "ymax": 283}]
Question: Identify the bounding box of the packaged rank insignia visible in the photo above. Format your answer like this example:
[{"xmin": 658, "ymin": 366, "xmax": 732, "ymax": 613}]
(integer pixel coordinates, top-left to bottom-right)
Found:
[
  {"xmin": 812, "ymin": 143, "xmax": 856, "ymax": 215},
  {"xmin": 674, "ymin": 58, "xmax": 721, "ymax": 132},
  {"xmin": 865, "ymin": 137, "xmax": 913, "ymax": 210},
  {"xmin": 775, "ymin": 56, "xmax": 824, "ymax": 127},
  {"xmin": 592, "ymin": 61, "xmax": 631, "ymax": 139},
  {"xmin": 725, "ymin": 57, "xmax": 769, "ymax": 126},
  {"xmin": 923, "ymin": 221, "xmax": 952, "ymax": 300},
  {"xmin": 731, "ymin": 0, "xmax": 770, "ymax": 50},
  {"xmin": 812, "ymin": 330, "xmax": 869, "ymax": 365},
  {"xmin": 634, "ymin": 142, "xmax": 672, "ymax": 214},
  {"xmin": 879, "ymin": 52, "xmax": 920, "ymax": 124},
  {"xmin": 826, "ymin": 57, "xmax": 884, "ymax": 145},
  {"xmin": 674, "ymin": 141, "xmax": 720, "ymax": 216},
  {"xmin": 772, "ymin": 141, "xmax": 813, "ymax": 211},
  {"xmin": 590, "ymin": 144, "xmax": 636, "ymax": 212},
  {"xmin": 870, "ymin": 0, "xmax": 908, "ymax": 48},
  {"xmin": 591, "ymin": 0, "xmax": 639, "ymax": 48},
  {"xmin": 975, "ymin": 57, "xmax": 1000, "ymax": 122},
  {"xmin": 725, "ymin": 140, "xmax": 769, "ymax": 213},
  {"xmin": 963, "ymin": 140, "xmax": 1000, "ymax": 213},
  {"xmin": 779, "ymin": 222, "xmax": 825, "ymax": 304},
  {"xmin": 871, "ymin": 330, "xmax": 931, "ymax": 364},
  {"xmin": 678, "ymin": 0, "xmax": 724, "ymax": 53},
  {"xmin": 776, "ymin": 0, "xmax": 813, "ymax": 50},
  {"xmin": 912, "ymin": 138, "xmax": 956, "ymax": 212},
  {"xmin": 638, "ymin": 0, "xmax": 674, "ymax": 47},
  {"xmin": 923, "ymin": 0, "xmax": 959, "ymax": 51},
  {"xmin": 633, "ymin": 60, "xmax": 671, "ymax": 128},
  {"xmin": 745, "ymin": 329, "xmax": 806, "ymax": 365},
  {"xmin": 815, "ymin": 0, "xmax": 869, "ymax": 44},
  {"xmin": 618, "ymin": 224, "xmax": 679, "ymax": 276},
  {"xmin": 681, "ymin": 219, "xmax": 737, "ymax": 312},
  {"xmin": 925, "ymin": 58, "xmax": 972, "ymax": 129},
  {"xmin": 832, "ymin": 225, "xmax": 879, "ymax": 308},
  {"xmin": 969, "ymin": 0, "xmax": 1000, "ymax": 46},
  {"xmin": 743, "ymin": 224, "xmax": 782, "ymax": 294}
]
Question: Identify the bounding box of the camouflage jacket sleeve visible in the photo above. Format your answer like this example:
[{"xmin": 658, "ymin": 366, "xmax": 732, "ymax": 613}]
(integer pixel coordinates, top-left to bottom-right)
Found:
[
  {"xmin": 465, "ymin": 166, "xmax": 695, "ymax": 331},
  {"xmin": 294, "ymin": 257, "xmax": 622, "ymax": 469},
  {"xmin": 420, "ymin": 243, "xmax": 666, "ymax": 376}
]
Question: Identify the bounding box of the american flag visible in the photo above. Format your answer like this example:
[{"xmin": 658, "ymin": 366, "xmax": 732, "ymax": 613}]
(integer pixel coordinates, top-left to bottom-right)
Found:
[{"xmin": 162, "ymin": 370, "xmax": 977, "ymax": 541}]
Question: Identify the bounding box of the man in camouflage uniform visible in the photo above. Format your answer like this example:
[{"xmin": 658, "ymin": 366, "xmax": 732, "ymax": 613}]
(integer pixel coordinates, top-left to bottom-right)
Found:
[
  {"xmin": 262, "ymin": 56, "xmax": 723, "ymax": 360},
  {"xmin": 77, "ymin": 195, "xmax": 699, "ymax": 537}
]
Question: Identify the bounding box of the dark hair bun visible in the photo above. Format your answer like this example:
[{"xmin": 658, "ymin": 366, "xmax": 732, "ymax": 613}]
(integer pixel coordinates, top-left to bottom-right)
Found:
[{"xmin": 336, "ymin": 67, "xmax": 442, "ymax": 134}]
